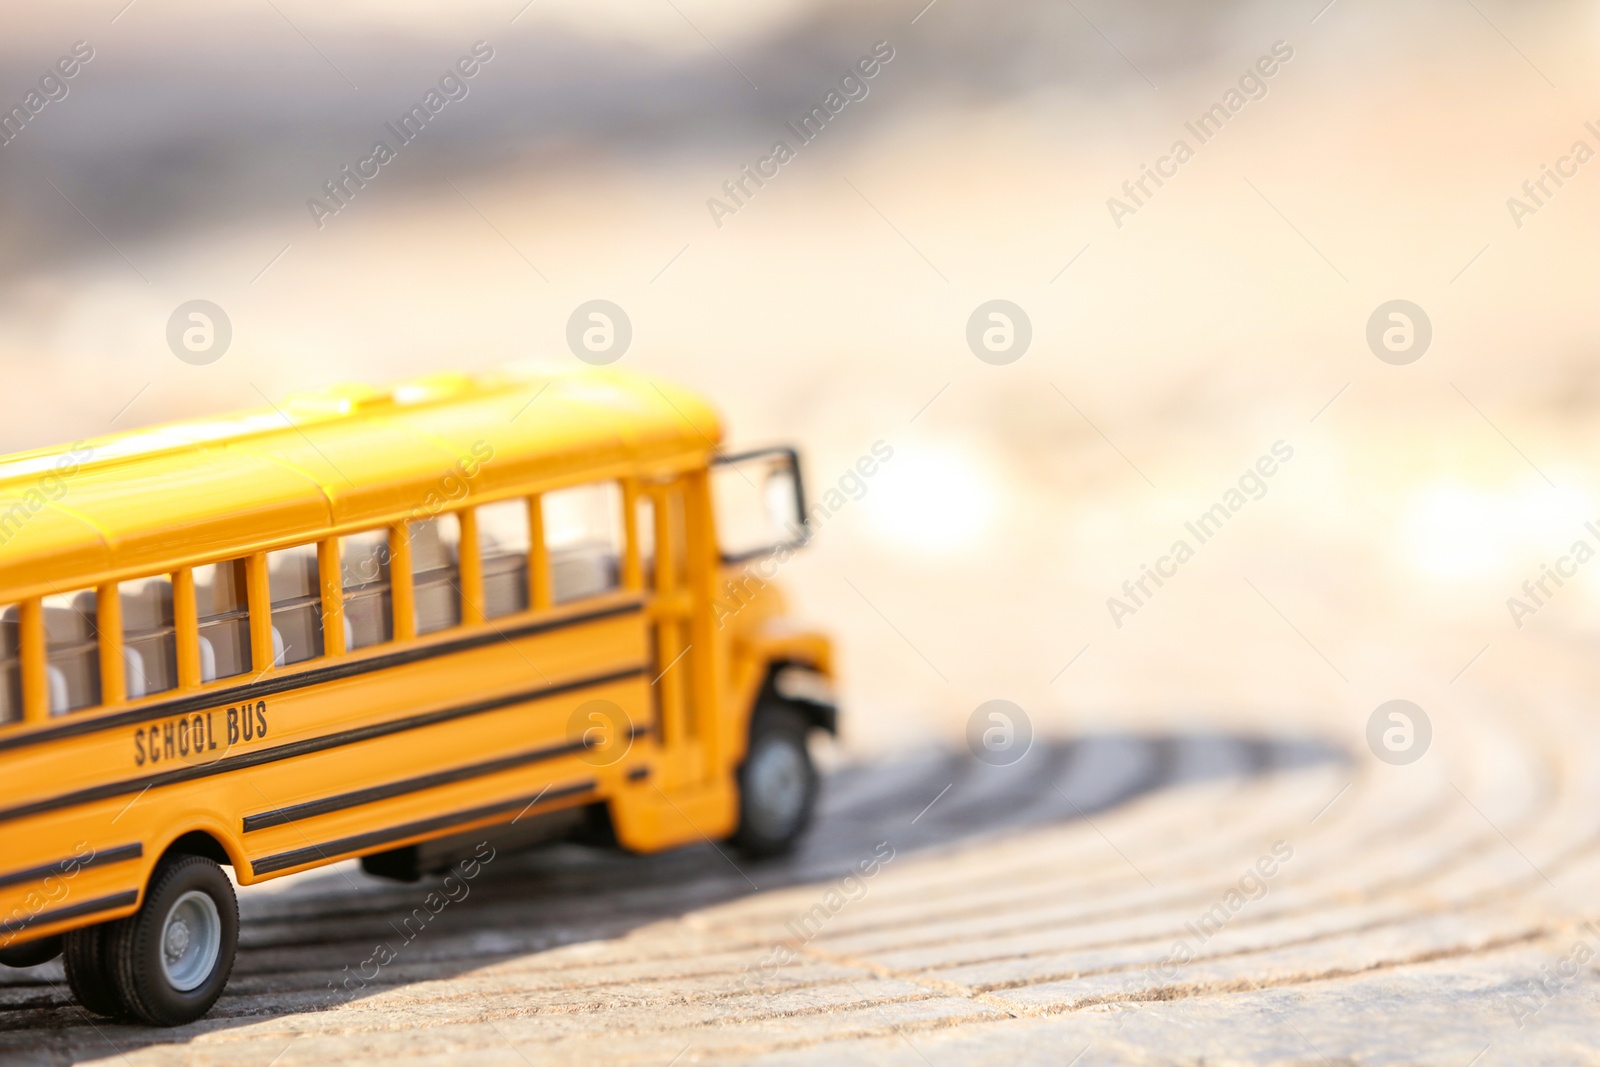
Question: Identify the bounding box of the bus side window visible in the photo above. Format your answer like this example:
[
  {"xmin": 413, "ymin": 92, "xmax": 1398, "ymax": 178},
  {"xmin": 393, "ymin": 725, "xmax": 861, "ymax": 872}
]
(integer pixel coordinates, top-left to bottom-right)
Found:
[
  {"xmin": 476, "ymin": 499, "xmax": 530, "ymax": 620},
  {"xmin": 341, "ymin": 529, "xmax": 393, "ymax": 649},
  {"xmin": 194, "ymin": 560, "xmax": 252, "ymax": 681},
  {"xmin": 42, "ymin": 590, "xmax": 100, "ymax": 714},
  {"xmin": 267, "ymin": 545, "xmax": 324, "ymax": 666},
  {"xmin": 0, "ymin": 605, "xmax": 18, "ymax": 724},
  {"xmin": 409, "ymin": 514, "xmax": 461, "ymax": 635},
  {"xmin": 120, "ymin": 576, "xmax": 177, "ymax": 699},
  {"xmin": 544, "ymin": 483, "xmax": 622, "ymax": 604}
]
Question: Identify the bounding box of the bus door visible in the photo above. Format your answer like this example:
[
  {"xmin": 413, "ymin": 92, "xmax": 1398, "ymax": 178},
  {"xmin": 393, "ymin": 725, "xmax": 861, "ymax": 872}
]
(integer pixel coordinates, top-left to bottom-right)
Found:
[{"xmin": 632, "ymin": 475, "xmax": 706, "ymax": 790}]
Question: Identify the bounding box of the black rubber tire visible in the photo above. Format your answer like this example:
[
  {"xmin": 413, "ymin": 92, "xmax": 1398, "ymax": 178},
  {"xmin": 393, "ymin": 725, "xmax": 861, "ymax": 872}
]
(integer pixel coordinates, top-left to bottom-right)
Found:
[
  {"xmin": 730, "ymin": 704, "xmax": 818, "ymax": 858},
  {"xmin": 106, "ymin": 855, "xmax": 238, "ymax": 1026},
  {"xmin": 63, "ymin": 925, "xmax": 126, "ymax": 1018}
]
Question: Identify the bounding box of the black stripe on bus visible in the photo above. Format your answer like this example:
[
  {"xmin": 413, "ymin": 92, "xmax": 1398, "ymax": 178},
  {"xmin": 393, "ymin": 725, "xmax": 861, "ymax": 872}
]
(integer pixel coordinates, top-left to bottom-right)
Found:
[
  {"xmin": 0, "ymin": 599, "xmax": 645, "ymax": 755},
  {"xmin": 249, "ymin": 780, "xmax": 596, "ymax": 876},
  {"xmin": 0, "ymin": 890, "xmax": 140, "ymax": 938},
  {"xmin": 242, "ymin": 725, "xmax": 648, "ymax": 833},
  {"xmin": 0, "ymin": 665, "xmax": 648, "ymax": 826},
  {"xmin": 0, "ymin": 843, "xmax": 143, "ymax": 892},
  {"xmin": 244, "ymin": 740, "xmax": 597, "ymax": 832}
]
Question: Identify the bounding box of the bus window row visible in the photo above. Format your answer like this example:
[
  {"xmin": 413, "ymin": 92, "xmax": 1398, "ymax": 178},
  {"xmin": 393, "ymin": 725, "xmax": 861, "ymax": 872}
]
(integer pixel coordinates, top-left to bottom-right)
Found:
[{"xmin": 0, "ymin": 482, "xmax": 626, "ymax": 723}]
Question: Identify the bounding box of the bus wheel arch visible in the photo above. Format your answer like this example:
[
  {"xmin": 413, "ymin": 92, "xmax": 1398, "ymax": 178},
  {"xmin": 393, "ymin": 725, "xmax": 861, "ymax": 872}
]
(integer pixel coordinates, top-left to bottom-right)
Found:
[
  {"xmin": 757, "ymin": 660, "xmax": 837, "ymax": 737},
  {"xmin": 160, "ymin": 829, "xmax": 236, "ymax": 870}
]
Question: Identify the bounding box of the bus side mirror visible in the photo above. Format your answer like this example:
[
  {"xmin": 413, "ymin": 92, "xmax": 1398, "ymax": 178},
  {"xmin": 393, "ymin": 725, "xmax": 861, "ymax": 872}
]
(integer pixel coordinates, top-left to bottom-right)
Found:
[{"xmin": 712, "ymin": 447, "xmax": 809, "ymax": 564}]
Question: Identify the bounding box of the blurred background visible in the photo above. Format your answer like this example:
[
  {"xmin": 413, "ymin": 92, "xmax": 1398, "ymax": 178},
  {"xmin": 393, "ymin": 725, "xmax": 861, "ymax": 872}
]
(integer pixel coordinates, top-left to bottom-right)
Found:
[{"xmin": 3, "ymin": 0, "xmax": 1598, "ymax": 763}]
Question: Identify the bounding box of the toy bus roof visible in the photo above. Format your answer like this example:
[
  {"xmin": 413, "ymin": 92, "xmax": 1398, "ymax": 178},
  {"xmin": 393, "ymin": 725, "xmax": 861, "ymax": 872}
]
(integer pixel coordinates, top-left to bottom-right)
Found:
[{"xmin": 0, "ymin": 367, "xmax": 722, "ymax": 598}]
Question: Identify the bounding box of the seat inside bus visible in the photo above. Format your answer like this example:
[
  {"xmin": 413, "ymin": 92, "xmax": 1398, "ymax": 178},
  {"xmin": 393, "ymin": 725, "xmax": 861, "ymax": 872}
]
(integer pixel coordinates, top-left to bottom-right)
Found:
[
  {"xmin": 43, "ymin": 591, "xmax": 99, "ymax": 715},
  {"xmin": 409, "ymin": 518, "xmax": 461, "ymax": 636},
  {"xmin": 550, "ymin": 545, "xmax": 618, "ymax": 603},
  {"xmin": 267, "ymin": 548, "xmax": 323, "ymax": 666},
  {"xmin": 195, "ymin": 560, "xmax": 251, "ymax": 682},
  {"xmin": 120, "ymin": 579, "xmax": 176, "ymax": 700}
]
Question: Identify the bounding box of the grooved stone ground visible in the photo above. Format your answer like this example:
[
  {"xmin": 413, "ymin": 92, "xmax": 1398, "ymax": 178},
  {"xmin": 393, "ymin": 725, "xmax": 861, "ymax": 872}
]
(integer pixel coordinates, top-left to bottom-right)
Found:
[{"xmin": 4, "ymin": 673, "xmax": 1599, "ymax": 1065}]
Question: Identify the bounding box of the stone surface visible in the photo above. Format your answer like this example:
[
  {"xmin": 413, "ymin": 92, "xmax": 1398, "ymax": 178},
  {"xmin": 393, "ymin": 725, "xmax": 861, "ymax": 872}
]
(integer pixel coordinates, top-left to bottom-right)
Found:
[{"xmin": 2, "ymin": 707, "xmax": 1597, "ymax": 1066}]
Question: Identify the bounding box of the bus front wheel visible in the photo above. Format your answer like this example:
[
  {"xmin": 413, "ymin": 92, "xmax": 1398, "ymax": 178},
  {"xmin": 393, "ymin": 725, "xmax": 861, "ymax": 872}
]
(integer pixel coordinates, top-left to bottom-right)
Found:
[{"xmin": 730, "ymin": 704, "xmax": 818, "ymax": 858}]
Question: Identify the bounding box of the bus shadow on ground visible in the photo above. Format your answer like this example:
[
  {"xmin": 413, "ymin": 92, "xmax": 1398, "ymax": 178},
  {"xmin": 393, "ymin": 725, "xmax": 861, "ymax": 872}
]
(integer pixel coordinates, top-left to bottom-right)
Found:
[{"xmin": 0, "ymin": 731, "xmax": 1344, "ymax": 1057}]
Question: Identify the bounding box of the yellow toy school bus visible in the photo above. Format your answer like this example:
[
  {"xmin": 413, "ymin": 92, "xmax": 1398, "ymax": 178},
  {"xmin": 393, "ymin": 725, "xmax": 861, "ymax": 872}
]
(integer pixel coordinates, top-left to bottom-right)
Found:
[{"xmin": 0, "ymin": 367, "xmax": 835, "ymax": 1025}]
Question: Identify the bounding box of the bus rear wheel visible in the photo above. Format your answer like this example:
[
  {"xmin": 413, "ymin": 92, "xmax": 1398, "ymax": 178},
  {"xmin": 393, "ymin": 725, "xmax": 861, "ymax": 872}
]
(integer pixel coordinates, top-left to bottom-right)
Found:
[
  {"xmin": 63, "ymin": 926, "xmax": 125, "ymax": 1018},
  {"xmin": 731, "ymin": 704, "xmax": 818, "ymax": 858},
  {"xmin": 102, "ymin": 855, "xmax": 239, "ymax": 1026}
]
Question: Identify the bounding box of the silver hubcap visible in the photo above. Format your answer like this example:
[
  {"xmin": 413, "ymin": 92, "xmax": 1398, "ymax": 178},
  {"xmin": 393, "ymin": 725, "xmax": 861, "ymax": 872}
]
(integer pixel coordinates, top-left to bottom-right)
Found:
[
  {"xmin": 747, "ymin": 738, "xmax": 807, "ymax": 837},
  {"xmin": 160, "ymin": 890, "xmax": 221, "ymax": 992}
]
